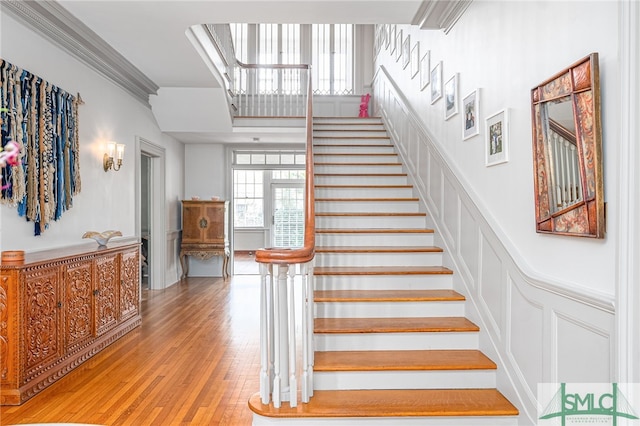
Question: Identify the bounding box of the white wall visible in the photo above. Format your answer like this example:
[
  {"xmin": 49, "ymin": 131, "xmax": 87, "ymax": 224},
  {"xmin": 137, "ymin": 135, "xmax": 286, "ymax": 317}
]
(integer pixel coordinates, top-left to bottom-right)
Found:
[
  {"xmin": 375, "ymin": 1, "xmax": 620, "ymax": 296},
  {"xmin": 0, "ymin": 13, "xmax": 185, "ymax": 285}
]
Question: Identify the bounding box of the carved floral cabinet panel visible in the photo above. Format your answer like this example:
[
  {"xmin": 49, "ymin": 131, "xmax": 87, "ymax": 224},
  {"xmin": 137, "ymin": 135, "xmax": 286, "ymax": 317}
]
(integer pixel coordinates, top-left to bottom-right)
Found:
[
  {"xmin": 0, "ymin": 242, "xmax": 141, "ymax": 405},
  {"xmin": 24, "ymin": 266, "xmax": 62, "ymax": 379},
  {"xmin": 95, "ymin": 254, "xmax": 119, "ymax": 336},
  {"xmin": 120, "ymin": 248, "xmax": 140, "ymax": 322},
  {"xmin": 64, "ymin": 260, "xmax": 94, "ymax": 353}
]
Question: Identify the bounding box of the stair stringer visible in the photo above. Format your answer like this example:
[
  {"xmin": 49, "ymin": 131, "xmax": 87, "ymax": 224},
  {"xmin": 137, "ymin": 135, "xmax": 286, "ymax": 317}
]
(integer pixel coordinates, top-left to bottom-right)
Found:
[{"xmin": 373, "ymin": 66, "xmax": 617, "ymax": 425}]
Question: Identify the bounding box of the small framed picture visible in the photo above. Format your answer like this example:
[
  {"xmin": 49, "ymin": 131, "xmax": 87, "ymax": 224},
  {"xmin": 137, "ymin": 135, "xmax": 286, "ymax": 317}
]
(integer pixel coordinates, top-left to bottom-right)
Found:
[
  {"xmin": 410, "ymin": 43, "xmax": 420, "ymax": 79},
  {"xmin": 462, "ymin": 89, "xmax": 480, "ymax": 140},
  {"xmin": 402, "ymin": 35, "xmax": 411, "ymax": 69},
  {"xmin": 444, "ymin": 74, "xmax": 458, "ymax": 120},
  {"xmin": 430, "ymin": 61, "xmax": 442, "ymax": 104},
  {"xmin": 396, "ymin": 30, "xmax": 403, "ymax": 62},
  {"xmin": 485, "ymin": 109, "xmax": 509, "ymax": 166},
  {"xmin": 420, "ymin": 51, "xmax": 430, "ymax": 91}
]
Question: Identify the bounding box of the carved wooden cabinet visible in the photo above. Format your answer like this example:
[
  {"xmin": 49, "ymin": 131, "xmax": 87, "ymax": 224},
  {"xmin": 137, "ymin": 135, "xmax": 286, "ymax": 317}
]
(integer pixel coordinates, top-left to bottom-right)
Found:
[
  {"xmin": 180, "ymin": 200, "xmax": 229, "ymax": 278},
  {"xmin": 0, "ymin": 241, "xmax": 141, "ymax": 405}
]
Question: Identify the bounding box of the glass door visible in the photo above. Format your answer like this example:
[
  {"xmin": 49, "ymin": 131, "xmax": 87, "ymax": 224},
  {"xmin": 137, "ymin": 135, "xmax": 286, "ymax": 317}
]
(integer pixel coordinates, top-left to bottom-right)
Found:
[{"xmin": 271, "ymin": 183, "xmax": 304, "ymax": 248}]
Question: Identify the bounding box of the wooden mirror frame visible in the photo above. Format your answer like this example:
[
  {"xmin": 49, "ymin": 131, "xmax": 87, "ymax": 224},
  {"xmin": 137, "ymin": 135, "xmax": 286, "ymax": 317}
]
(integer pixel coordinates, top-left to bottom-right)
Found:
[{"xmin": 530, "ymin": 53, "xmax": 605, "ymax": 238}]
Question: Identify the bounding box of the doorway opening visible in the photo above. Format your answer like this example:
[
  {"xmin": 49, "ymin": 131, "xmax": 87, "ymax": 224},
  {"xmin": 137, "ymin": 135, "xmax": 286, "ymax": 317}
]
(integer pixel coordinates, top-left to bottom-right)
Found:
[
  {"xmin": 136, "ymin": 137, "xmax": 166, "ymax": 291},
  {"xmin": 140, "ymin": 153, "xmax": 151, "ymax": 290},
  {"xmin": 230, "ymin": 150, "xmax": 305, "ymax": 276}
]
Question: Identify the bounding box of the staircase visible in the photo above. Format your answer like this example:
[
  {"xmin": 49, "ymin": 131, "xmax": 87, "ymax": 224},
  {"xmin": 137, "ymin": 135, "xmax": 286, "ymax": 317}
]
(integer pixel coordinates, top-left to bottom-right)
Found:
[{"xmin": 249, "ymin": 117, "xmax": 519, "ymax": 425}]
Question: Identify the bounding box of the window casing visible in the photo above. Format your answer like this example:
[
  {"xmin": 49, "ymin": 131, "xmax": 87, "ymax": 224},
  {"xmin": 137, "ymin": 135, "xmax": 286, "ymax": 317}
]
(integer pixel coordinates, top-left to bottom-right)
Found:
[{"xmin": 312, "ymin": 24, "xmax": 354, "ymax": 95}]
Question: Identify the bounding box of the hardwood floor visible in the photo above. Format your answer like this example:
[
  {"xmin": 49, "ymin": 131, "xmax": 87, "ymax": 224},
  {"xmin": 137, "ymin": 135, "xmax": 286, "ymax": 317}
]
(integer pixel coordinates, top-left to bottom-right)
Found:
[{"xmin": 1, "ymin": 276, "xmax": 261, "ymax": 425}]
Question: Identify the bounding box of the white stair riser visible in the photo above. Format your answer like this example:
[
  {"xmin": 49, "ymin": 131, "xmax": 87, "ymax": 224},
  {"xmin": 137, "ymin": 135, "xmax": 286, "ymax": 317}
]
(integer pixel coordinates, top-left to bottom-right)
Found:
[
  {"xmin": 315, "ymin": 175, "xmax": 408, "ymax": 185},
  {"xmin": 253, "ymin": 414, "xmax": 519, "ymax": 426},
  {"xmin": 316, "ymin": 201, "xmax": 420, "ymax": 214},
  {"xmin": 315, "ymin": 164, "xmax": 404, "ymax": 174},
  {"xmin": 315, "ymin": 251, "xmax": 443, "ymax": 267},
  {"xmin": 315, "ymin": 274, "xmax": 453, "ymax": 291},
  {"xmin": 314, "ymin": 138, "xmax": 392, "ymax": 146},
  {"xmin": 316, "ymin": 215, "xmax": 426, "ymax": 229},
  {"xmin": 314, "ymin": 332, "xmax": 479, "ymax": 351},
  {"xmin": 314, "ymin": 131, "xmax": 388, "ymax": 138},
  {"xmin": 315, "ymin": 301, "xmax": 465, "ymax": 318},
  {"xmin": 317, "ymin": 233, "xmax": 434, "ymax": 247},
  {"xmin": 314, "ymin": 154, "xmax": 399, "ymax": 163},
  {"xmin": 313, "ymin": 145, "xmax": 395, "ymax": 154},
  {"xmin": 314, "ymin": 118, "xmax": 382, "ymax": 125},
  {"xmin": 313, "ymin": 124, "xmax": 386, "ymax": 131},
  {"xmin": 316, "ymin": 187, "xmax": 414, "ymax": 198},
  {"xmin": 313, "ymin": 370, "xmax": 496, "ymax": 391}
]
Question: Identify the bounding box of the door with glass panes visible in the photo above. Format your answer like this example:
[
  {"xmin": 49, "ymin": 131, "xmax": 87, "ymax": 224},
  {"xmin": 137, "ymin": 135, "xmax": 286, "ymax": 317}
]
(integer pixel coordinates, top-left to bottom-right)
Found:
[{"xmin": 271, "ymin": 182, "xmax": 304, "ymax": 248}]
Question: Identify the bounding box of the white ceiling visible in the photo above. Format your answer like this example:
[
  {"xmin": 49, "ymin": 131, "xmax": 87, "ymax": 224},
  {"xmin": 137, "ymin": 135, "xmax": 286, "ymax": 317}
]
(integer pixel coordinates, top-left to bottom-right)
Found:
[
  {"xmin": 58, "ymin": 0, "xmax": 423, "ymax": 88},
  {"xmin": 54, "ymin": 1, "xmax": 425, "ymax": 143}
]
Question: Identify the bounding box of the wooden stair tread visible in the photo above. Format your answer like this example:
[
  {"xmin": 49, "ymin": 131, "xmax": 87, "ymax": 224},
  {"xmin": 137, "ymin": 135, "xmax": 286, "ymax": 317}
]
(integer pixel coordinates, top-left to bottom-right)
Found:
[
  {"xmin": 314, "ymin": 136, "xmax": 391, "ymax": 139},
  {"xmin": 314, "ymin": 350, "xmax": 496, "ymax": 371},
  {"xmin": 315, "ymin": 197, "xmax": 419, "ymax": 202},
  {"xmin": 314, "ymin": 266, "xmax": 453, "ymax": 275},
  {"xmin": 316, "ymin": 228, "xmax": 434, "ymax": 234},
  {"xmin": 314, "ymin": 129, "xmax": 388, "ymax": 132},
  {"xmin": 316, "ymin": 212, "xmax": 426, "ymax": 217},
  {"xmin": 249, "ymin": 389, "xmax": 519, "ymax": 418},
  {"xmin": 315, "ymin": 184, "xmax": 413, "ymax": 188},
  {"xmin": 314, "ymin": 173, "xmax": 407, "ymax": 176},
  {"xmin": 316, "ymin": 246, "xmax": 442, "ymax": 253},
  {"xmin": 314, "ymin": 289, "xmax": 464, "ymax": 302},
  {"xmin": 313, "ymin": 144, "xmax": 392, "ymax": 148},
  {"xmin": 314, "ymin": 317, "xmax": 479, "ymax": 333},
  {"xmin": 315, "ymin": 153, "xmax": 397, "ymax": 156},
  {"xmin": 315, "ymin": 162, "xmax": 401, "ymax": 166}
]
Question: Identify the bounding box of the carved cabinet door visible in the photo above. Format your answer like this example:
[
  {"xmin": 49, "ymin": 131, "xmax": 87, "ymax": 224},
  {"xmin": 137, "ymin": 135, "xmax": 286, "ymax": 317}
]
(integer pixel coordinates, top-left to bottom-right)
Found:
[
  {"xmin": 202, "ymin": 203, "xmax": 225, "ymax": 244},
  {"xmin": 119, "ymin": 249, "xmax": 139, "ymax": 321},
  {"xmin": 23, "ymin": 266, "xmax": 62, "ymax": 378},
  {"xmin": 63, "ymin": 260, "xmax": 94, "ymax": 352},
  {"xmin": 94, "ymin": 254, "xmax": 119, "ymax": 336}
]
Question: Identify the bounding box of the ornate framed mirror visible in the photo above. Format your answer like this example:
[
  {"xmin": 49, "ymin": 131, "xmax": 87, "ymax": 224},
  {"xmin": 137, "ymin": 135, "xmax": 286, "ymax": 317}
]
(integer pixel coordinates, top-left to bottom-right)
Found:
[{"xmin": 530, "ymin": 53, "xmax": 604, "ymax": 238}]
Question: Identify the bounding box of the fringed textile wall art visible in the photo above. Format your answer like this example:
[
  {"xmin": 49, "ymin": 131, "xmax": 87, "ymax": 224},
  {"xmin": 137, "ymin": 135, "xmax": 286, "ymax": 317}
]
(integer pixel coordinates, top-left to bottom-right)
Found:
[{"xmin": 0, "ymin": 58, "xmax": 82, "ymax": 235}]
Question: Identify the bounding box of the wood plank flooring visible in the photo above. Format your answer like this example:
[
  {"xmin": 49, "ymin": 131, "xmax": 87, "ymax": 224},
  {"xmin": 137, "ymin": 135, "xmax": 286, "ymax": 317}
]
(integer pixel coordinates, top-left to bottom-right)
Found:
[{"xmin": 0, "ymin": 276, "xmax": 261, "ymax": 426}]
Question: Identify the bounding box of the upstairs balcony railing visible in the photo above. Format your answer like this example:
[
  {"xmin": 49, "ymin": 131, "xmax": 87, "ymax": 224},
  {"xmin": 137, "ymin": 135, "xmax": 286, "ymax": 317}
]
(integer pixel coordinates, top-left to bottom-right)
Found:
[
  {"xmin": 205, "ymin": 24, "xmax": 309, "ymax": 118},
  {"xmin": 206, "ymin": 23, "xmax": 315, "ymax": 407}
]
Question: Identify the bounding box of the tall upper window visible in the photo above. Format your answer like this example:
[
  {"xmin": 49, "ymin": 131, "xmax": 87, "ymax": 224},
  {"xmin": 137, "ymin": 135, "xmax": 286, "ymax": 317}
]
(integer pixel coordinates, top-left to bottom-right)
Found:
[
  {"xmin": 234, "ymin": 170, "xmax": 264, "ymax": 228},
  {"xmin": 312, "ymin": 24, "xmax": 354, "ymax": 95}
]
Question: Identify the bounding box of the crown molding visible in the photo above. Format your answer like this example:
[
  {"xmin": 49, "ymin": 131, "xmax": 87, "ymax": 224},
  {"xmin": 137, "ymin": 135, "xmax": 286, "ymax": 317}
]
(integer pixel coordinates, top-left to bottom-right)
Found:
[
  {"xmin": 412, "ymin": 0, "xmax": 472, "ymax": 34},
  {"xmin": 1, "ymin": 0, "xmax": 158, "ymax": 105}
]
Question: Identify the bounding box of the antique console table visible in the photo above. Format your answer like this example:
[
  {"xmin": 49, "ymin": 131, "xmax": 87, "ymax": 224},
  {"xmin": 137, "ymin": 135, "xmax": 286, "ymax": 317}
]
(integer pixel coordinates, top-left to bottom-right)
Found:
[
  {"xmin": 0, "ymin": 240, "xmax": 141, "ymax": 405},
  {"xmin": 180, "ymin": 200, "xmax": 229, "ymax": 279}
]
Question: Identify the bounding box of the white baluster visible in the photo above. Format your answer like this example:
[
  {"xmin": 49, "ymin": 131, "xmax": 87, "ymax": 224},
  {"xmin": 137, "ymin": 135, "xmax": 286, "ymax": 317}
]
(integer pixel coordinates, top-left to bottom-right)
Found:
[
  {"xmin": 300, "ymin": 262, "xmax": 310, "ymax": 403},
  {"xmin": 272, "ymin": 264, "xmax": 286, "ymax": 407},
  {"xmin": 287, "ymin": 264, "xmax": 297, "ymax": 407},
  {"xmin": 307, "ymin": 261, "xmax": 315, "ymax": 400},
  {"xmin": 259, "ymin": 263, "xmax": 272, "ymax": 404}
]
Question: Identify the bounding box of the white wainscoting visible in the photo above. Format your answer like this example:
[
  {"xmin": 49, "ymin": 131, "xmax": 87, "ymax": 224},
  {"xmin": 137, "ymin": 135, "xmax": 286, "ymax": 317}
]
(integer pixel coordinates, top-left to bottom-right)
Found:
[
  {"xmin": 373, "ymin": 66, "xmax": 616, "ymax": 424},
  {"xmin": 313, "ymin": 95, "xmax": 364, "ymax": 117},
  {"xmin": 166, "ymin": 229, "xmax": 182, "ymax": 286}
]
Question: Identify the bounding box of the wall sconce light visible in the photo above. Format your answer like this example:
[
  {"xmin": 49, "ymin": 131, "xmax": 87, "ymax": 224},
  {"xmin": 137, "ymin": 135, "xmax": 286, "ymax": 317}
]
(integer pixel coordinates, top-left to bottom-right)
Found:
[{"xmin": 103, "ymin": 142, "xmax": 125, "ymax": 172}]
